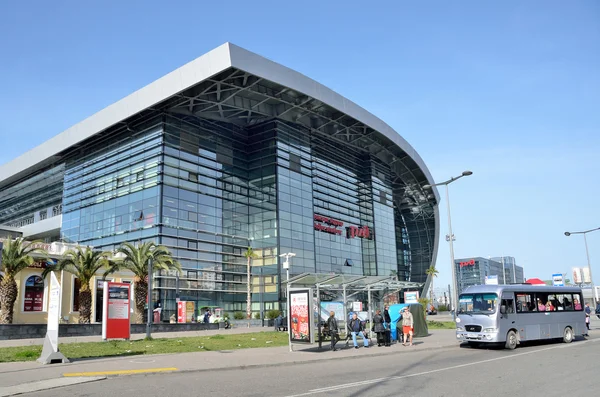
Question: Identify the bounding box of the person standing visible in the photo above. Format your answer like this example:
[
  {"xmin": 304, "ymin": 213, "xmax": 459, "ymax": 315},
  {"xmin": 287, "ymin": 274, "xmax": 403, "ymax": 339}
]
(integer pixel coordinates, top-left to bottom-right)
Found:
[
  {"xmin": 327, "ymin": 311, "xmax": 340, "ymax": 351},
  {"xmin": 383, "ymin": 306, "xmax": 392, "ymax": 347},
  {"xmin": 401, "ymin": 306, "xmax": 414, "ymax": 346},
  {"xmin": 348, "ymin": 313, "xmax": 369, "ymax": 349},
  {"xmin": 274, "ymin": 313, "xmax": 283, "ymax": 331},
  {"xmin": 584, "ymin": 302, "xmax": 591, "ymax": 335},
  {"xmin": 372, "ymin": 309, "xmax": 385, "ymax": 347}
]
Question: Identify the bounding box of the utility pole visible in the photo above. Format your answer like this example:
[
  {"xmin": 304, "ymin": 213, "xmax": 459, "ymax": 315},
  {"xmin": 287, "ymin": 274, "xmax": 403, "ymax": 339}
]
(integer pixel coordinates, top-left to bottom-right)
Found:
[{"xmin": 146, "ymin": 257, "xmax": 153, "ymax": 339}]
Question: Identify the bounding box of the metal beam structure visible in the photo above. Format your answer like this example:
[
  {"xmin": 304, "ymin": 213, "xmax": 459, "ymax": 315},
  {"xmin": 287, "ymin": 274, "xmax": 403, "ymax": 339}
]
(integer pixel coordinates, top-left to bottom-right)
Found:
[
  {"xmin": 0, "ymin": 43, "xmax": 440, "ymax": 291},
  {"xmin": 164, "ymin": 68, "xmax": 439, "ymax": 286}
]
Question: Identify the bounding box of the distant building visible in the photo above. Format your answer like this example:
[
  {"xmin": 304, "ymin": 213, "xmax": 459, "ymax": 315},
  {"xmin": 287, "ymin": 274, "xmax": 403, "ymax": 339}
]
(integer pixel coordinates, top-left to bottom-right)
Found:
[
  {"xmin": 491, "ymin": 256, "xmax": 524, "ymax": 285},
  {"xmin": 454, "ymin": 256, "xmax": 524, "ymax": 295}
]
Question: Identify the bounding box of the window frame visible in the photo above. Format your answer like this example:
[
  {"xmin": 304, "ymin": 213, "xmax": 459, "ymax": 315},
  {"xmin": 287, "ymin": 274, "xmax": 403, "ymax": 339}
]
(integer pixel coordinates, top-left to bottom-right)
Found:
[{"xmin": 21, "ymin": 273, "xmax": 48, "ymax": 313}]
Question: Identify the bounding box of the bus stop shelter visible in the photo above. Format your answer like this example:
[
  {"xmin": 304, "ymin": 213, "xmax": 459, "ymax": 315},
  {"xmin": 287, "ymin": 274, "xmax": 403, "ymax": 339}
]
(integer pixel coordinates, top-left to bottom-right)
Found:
[{"xmin": 285, "ymin": 273, "xmax": 422, "ymax": 349}]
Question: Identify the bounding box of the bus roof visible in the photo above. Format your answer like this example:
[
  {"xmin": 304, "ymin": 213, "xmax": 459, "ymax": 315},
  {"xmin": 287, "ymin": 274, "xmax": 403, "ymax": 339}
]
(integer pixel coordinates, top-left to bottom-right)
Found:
[{"xmin": 461, "ymin": 284, "xmax": 582, "ymax": 295}]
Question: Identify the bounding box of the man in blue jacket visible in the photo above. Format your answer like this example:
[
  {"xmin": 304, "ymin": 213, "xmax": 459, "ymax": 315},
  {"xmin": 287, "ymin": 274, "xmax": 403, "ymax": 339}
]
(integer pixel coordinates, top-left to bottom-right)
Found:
[{"xmin": 348, "ymin": 313, "xmax": 369, "ymax": 349}]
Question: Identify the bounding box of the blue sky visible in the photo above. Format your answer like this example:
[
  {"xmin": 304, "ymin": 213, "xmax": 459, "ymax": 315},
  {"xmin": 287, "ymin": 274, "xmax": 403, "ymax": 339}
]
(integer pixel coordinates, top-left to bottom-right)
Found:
[{"xmin": 1, "ymin": 1, "xmax": 598, "ymax": 289}]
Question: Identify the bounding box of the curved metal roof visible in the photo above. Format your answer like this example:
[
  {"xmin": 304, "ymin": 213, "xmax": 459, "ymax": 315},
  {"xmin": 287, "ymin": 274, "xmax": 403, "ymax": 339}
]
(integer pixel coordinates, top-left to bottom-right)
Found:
[
  {"xmin": 0, "ymin": 42, "xmax": 440, "ymax": 284},
  {"xmin": 0, "ymin": 43, "xmax": 438, "ymax": 201}
]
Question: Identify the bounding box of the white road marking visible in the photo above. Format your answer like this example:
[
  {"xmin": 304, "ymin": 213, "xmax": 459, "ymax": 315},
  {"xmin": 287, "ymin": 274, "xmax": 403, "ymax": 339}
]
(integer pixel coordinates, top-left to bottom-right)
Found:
[{"xmin": 283, "ymin": 338, "xmax": 599, "ymax": 397}]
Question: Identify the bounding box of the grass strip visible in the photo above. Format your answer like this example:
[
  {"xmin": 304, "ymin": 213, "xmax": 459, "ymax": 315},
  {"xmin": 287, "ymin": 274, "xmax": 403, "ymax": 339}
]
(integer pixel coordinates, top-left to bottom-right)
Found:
[
  {"xmin": 0, "ymin": 331, "xmax": 288, "ymax": 363},
  {"xmin": 426, "ymin": 320, "xmax": 456, "ymax": 330}
]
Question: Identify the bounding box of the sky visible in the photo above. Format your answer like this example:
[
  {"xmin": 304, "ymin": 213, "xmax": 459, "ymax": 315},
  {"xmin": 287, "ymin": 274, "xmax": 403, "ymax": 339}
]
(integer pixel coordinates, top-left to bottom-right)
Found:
[{"xmin": 0, "ymin": 1, "xmax": 599, "ymax": 290}]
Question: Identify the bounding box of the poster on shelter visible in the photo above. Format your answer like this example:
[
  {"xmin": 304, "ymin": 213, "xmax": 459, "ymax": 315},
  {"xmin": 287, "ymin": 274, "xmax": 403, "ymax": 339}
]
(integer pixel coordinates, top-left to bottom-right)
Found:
[
  {"xmin": 404, "ymin": 291, "xmax": 419, "ymax": 304},
  {"xmin": 320, "ymin": 302, "xmax": 344, "ymax": 322},
  {"xmin": 289, "ymin": 289, "xmax": 312, "ymax": 343}
]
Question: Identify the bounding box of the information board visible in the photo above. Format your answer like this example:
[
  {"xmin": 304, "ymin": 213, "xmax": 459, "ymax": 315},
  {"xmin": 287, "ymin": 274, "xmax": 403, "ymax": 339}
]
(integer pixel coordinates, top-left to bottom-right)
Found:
[{"xmin": 102, "ymin": 282, "xmax": 131, "ymax": 340}]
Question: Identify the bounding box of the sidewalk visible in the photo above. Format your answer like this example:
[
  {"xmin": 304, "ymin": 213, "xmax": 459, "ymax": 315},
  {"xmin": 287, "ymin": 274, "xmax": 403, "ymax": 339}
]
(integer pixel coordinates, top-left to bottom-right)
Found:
[{"xmin": 0, "ymin": 329, "xmax": 458, "ymax": 391}]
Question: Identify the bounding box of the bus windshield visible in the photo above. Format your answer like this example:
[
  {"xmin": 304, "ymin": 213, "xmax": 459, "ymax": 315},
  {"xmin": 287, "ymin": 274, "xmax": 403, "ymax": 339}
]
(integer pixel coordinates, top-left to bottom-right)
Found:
[{"xmin": 458, "ymin": 293, "xmax": 498, "ymax": 315}]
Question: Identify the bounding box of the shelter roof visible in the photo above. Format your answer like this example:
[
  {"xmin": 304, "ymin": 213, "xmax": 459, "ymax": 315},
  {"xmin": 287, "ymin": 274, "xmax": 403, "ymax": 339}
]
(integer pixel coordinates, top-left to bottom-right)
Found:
[{"xmin": 286, "ymin": 272, "xmax": 422, "ymax": 292}]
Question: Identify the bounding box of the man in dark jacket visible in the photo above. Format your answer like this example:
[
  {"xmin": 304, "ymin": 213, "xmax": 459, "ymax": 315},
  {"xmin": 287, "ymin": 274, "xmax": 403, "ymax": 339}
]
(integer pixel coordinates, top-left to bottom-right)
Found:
[
  {"xmin": 348, "ymin": 313, "xmax": 369, "ymax": 349},
  {"xmin": 584, "ymin": 303, "xmax": 591, "ymax": 335},
  {"xmin": 383, "ymin": 306, "xmax": 392, "ymax": 347},
  {"xmin": 326, "ymin": 311, "xmax": 339, "ymax": 351},
  {"xmin": 373, "ymin": 309, "xmax": 386, "ymax": 346}
]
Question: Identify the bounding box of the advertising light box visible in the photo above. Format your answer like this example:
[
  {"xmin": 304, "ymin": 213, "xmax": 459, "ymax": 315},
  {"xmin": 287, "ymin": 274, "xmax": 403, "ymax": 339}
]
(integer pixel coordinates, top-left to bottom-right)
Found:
[{"xmin": 102, "ymin": 282, "xmax": 131, "ymax": 340}]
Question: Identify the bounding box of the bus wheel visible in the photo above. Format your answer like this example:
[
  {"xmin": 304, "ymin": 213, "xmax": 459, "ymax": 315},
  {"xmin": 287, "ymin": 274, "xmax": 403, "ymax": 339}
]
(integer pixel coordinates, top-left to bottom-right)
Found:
[
  {"xmin": 505, "ymin": 330, "xmax": 517, "ymax": 350},
  {"xmin": 563, "ymin": 327, "xmax": 573, "ymax": 344}
]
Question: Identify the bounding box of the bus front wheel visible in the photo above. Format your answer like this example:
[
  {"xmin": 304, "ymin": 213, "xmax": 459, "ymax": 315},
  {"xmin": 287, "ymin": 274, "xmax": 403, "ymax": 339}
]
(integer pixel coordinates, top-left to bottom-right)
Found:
[
  {"xmin": 505, "ymin": 330, "xmax": 517, "ymax": 350},
  {"xmin": 563, "ymin": 327, "xmax": 573, "ymax": 344}
]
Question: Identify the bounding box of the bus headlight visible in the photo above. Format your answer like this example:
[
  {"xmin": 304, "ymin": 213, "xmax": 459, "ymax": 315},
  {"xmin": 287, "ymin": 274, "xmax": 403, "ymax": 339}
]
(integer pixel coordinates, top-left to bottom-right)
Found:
[
  {"xmin": 455, "ymin": 318, "xmax": 461, "ymax": 323},
  {"xmin": 456, "ymin": 326, "xmax": 464, "ymax": 331},
  {"xmin": 483, "ymin": 328, "xmax": 497, "ymax": 333}
]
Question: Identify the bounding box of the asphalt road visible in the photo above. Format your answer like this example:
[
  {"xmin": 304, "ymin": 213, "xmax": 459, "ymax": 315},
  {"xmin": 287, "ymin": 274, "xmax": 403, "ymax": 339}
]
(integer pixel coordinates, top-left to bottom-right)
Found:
[{"xmin": 25, "ymin": 338, "xmax": 599, "ymax": 397}]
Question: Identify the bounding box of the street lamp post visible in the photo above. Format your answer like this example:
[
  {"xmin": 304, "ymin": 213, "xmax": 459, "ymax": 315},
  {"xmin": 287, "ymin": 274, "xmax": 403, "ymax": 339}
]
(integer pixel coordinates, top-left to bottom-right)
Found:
[
  {"xmin": 279, "ymin": 252, "xmax": 296, "ymax": 352},
  {"xmin": 564, "ymin": 227, "xmax": 599, "ymax": 308},
  {"xmin": 279, "ymin": 252, "xmax": 296, "ymax": 285},
  {"xmin": 424, "ymin": 171, "xmax": 473, "ymax": 319},
  {"xmin": 279, "ymin": 253, "xmax": 296, "ymax": 305}
]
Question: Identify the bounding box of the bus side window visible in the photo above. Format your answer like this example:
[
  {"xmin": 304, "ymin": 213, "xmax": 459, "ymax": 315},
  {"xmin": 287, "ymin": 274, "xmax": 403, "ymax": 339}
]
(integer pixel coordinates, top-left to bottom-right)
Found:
[
  {"xmin": 515, "ymin": 293, "xmax": 534, "ymax": 313},
  {"xmin": 501, "ymin": 299, "xmax": 514, "ymax": 314},
  {"xmin": 561, "ymin": 294, "xmax": 574, "ymax": 311}
]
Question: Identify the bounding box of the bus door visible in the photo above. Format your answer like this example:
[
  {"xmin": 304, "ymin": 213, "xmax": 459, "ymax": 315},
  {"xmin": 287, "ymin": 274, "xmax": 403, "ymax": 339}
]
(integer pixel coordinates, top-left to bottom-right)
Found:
[{"xmin": 499, "ymin": 292, "xmax": 516, "ymax": 336}]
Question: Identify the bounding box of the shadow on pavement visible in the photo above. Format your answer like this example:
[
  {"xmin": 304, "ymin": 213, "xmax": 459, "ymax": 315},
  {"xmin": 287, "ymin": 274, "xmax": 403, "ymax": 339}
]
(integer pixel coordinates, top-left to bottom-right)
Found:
[{"xmin": 459, "ymin": 335, "xmax": 592, "ymax": 351}]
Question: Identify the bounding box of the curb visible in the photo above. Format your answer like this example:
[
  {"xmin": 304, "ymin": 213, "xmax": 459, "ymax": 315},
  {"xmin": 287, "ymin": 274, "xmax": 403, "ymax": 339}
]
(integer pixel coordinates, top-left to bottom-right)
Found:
[
  {"xmin": 0, "ymin": 376, "xmax": 105, "ymax": 397},
  {"xmin": 94, "ymin": 341, "xmax": 459, "ymax": 378}
]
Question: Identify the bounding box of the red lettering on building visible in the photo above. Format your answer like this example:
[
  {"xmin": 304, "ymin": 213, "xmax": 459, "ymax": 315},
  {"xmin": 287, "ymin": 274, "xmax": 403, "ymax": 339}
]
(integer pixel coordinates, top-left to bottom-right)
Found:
[
  {"xmin": 313, "ymin": 214, "xmax": 372, "ymax": 239},
  {"xmin": 313, "ymin": 214, "xmax": 344, "ymax": 227},
  {"xmin": 347, "ymin": 225, "xmax": 371, "ymax": 239},
  {"xmin": 314, "ymin": 222, "xmax": 343, "ymax": 235},
  {"xmin": 459, "ymin": 259, "xmax": 476, "ymax": 268}
]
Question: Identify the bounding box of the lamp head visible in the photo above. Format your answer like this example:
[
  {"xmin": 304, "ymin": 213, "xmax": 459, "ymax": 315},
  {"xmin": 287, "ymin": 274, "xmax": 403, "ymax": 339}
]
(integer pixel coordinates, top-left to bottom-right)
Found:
[
  {"xmin": 564, "ymin": 232, "xmax": 571, "ymax": 237},
  {"xmin": 462, "ymin": 171, "xmax": 473, "ymax": 176},
  {"xmin": 423, "ymin": 184, "xmax": 432, "ymax": 189}
]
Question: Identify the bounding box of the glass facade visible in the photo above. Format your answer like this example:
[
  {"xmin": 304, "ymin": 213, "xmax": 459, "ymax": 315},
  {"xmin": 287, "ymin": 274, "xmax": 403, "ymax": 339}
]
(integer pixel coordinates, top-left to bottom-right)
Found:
[
  {"xmin": 455, "ymin": 257, "xmax": 525, "ymax": 294},
  {"xmin": 491, "ymin": 256, "xmax": 524, "ymax": 284},
  {"xmin": 0, "ymin": 164, "xmax": 64, "ymax": 235},
  {"xmin": 0, "ymin": 59, "xmax": 439, "ymax": 321},
  {"xmin": 60, "ymin": 117, "xmax": 163, "ymax": 248}
]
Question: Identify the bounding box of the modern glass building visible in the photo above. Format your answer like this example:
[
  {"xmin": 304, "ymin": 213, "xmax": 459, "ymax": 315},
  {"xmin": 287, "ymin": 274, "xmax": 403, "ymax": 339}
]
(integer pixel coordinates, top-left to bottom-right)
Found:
[
  {"xmin": 0, "ymin": 43, "xmax": 440, "ymax": 320},
  {"xmin": 455, "ymin": 256, "xmax": 525, "ymax": 295}
]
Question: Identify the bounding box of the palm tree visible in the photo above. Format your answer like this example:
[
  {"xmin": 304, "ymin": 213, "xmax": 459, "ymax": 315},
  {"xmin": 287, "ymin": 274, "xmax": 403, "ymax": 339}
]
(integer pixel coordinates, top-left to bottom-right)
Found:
[
  {"xmin": 243, "ymin": 247, "xmax": 257, "ymax": 320},
  {"xmin": 0, "ymin": 238, "xmax": 48, "ymax": 324},
  {"xmin": 116, "ymin": 242, "xmax": 180, "ymax": 324},
  {"xmin": 425, "ymin": 266, "xmax": 439, "ymax": 302},
  {"xmin": 418, "ymin": 297, "xmax": 431, "ymax": 317},
  {"xmin": 42, "ymin": 246, "xmax": 115, "ymax": 324}
]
